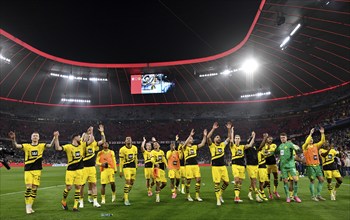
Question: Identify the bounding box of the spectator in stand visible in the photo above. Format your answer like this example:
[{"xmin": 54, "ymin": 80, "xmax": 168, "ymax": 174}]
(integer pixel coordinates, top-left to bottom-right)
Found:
[{"xmin": 344, "ymin": 154, "xmax": 350, "ymax": 176}]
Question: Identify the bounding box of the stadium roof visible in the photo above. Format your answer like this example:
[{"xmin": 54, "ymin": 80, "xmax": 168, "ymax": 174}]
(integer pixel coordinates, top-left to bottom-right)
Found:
[{"xmin": 0, "ymin": 0, "xmax": 349, "ymax": 107}]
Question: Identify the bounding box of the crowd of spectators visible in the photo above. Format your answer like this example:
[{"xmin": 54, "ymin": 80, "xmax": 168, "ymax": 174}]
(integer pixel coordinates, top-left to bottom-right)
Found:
[{"xmin": 0, "ymin": 89, "xmax": 349, "ymax": 175}]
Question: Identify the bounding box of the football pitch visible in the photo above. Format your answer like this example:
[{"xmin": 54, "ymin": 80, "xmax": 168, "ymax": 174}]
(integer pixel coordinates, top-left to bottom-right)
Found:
[{"xmin": 1, "ymin": 166, "xmax": 349, "ymax": 220}]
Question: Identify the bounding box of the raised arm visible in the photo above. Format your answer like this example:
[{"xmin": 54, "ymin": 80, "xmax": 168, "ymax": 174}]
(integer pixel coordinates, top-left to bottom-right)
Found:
[
  {"xmin": 141, "ymin": 137, "xmax": 146, "ymax": 153},
  {"xmin": 198, "ymin": 129, "xmax": 208, "ymax": 148},
  {"xmin": 207, "ymin": 122, "xmax": 219, "ymax": 145},
  {"xmin": 86, "ymin": 126, "xmax": 95, "ymax": 145},
  {"xmin": 97, "ymin": 124, "xmax": 106, "ymax": 146},
  {"xmin": 230, "ymin": 127, "xmax": 234, "ymax": 144},
  {"xmin": 8, "ymin": 131, "xmax": 23, "ymax": 149},
  {"xmin": 225, "ymin": 122, "xmax": 232, "ymax": 143},
  {"xmin": 45, "ymin": 136, "xmax": 55, "ymax": 148},
  {"xmin": 302, "ymin": 128, "xmax": 314, "ymax": 150},
  {"xmin": 183, "ymin": 129, "xmax": 195, "ymax": 150},
  {"xmin": 258, "ymin": 133, "xmax": 268, "ymax": 151},
  {"xmin": 314, "ymin": 127, "xmax": 325, "ymax": 149},
  {"xmin": 245, "ymin": 131, "xmax": 256, "ymax": 149},
  {"xmin": 53, "ymin": 131, "xmax": 63, "ymax": 151}
]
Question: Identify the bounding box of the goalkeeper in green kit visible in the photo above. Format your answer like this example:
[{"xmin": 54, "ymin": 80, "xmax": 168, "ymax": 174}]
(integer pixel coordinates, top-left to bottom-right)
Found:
[{"xmin": 275, "ymin": 133, "xmax": 302, "ymax": 203}]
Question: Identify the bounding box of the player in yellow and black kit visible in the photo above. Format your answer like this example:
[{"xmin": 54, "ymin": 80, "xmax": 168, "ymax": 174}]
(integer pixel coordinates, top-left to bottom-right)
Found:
[
  {"xmin": 257, "ymin": 147, "xmax": 269, "ymax": 201},
  {"xmin": 9, "ymin": 131, "xmax": 55, "ymax": 214},
  {"xmin": 260, "ymin": 133, "xmax": 280, "ymax": 199},
  {"xmin": 54, "ymin": 131, "xmax": 87, "ymax": 212},
  {"xmin": 119, "ymin": 136, "xmax": 138, "ymax": 206},
  {"xmin": 177, "ymin": 137, "xmax": 186, "ymax": 194},
  {"xmin": 141, "ymin": 137, "xmax": 155, "ymax": 196},
  {"xmin": 151, "ymin": 137, "xmax": 168, "ymax": 203},
  {"xmin": 207, "ymin": 122, "xmax": 231, "ymax": 206},
  {"xmin": 230, "ymin": 127, "xmax": 255, "ymax": 203},
  {"xmin": 79, "ymin": 125, "xmax": 105, "ymax": 208},
  {"xmin": 183, "ymin": 128, "xmax": 207, "ymax": 202},
  {"xmin": 320, "ymin": 141, "xmax": 343, "ymax": 200}
]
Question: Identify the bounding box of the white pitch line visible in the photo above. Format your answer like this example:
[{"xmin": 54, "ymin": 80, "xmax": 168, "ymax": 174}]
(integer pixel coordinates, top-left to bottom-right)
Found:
[{"xmin": 0, "ymin": 184, "xmax": 65, "ymax": 197}]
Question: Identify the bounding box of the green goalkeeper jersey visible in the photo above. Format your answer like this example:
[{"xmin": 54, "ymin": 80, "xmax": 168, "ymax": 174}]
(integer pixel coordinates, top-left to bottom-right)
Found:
[{"xmin": 276, "ymin": 142, "xmax": 295, "ymax": 169}]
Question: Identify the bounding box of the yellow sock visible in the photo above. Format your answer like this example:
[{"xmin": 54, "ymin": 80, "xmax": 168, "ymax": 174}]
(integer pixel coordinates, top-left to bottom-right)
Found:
[
  {"xmin": 234, "ymin": 184, "xmax": 240, "ymax": 197},
  {"xmin": 101, "ymin": 195, "xmax": 106, "ymax": 200},
  {"xmin": 124, "ymin": 184, "xmax": 130, "ymax": 201},
  {"xmin": 73, "ymin": 190, "xmax": 80, "ymax": 209}
]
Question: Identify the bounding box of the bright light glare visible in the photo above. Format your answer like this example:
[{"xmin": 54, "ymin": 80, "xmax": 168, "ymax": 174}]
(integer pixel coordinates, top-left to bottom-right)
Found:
[
  {"xmin": 50, "ymin": 73, "xmax": 106, "ymax": 81},
  {"xmin": 280, "ymin": 36, "xmax": 290, "ymax": 48},
  {"xmin": 61, "ymin": 98, "xmax": 91, "ymax": 103},
  {"xmin": 290, "ymin": 23, "xmax": 301, "ymax": 36},
  {"xmin": 240, "ymin": 91, "xmax": 271, "ymax": 98},
  {"xmin": 221, "ymin": 69, "xmax": 231, "ymax": 75},
  {"xmin": 0, "ymin": 54, "xmax": 11, "ymax": 63},
  {"xmin": 199, "ymin": 73, "xmax": 218, "ymax": 78},
  {"xmin": 241, "ymin": 59, "xmax": 259, "ymax": 73}
]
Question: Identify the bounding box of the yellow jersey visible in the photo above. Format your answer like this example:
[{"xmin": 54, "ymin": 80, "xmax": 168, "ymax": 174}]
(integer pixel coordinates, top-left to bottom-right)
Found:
[
  {"xmin": 151, "ymin": 149, "xmax": 167, "ymax": 170},
  {"xmin": 83, "ymin": 140, "xmax": 99, "ymax": 167},
  {"xmin": 320, "ymin": 148, "xmax": 339, "ymax": 170},
  {"xmin": 62, "ymin": 142, "xmax": 86, "ymax": 170},
  {"xmin": 143, "ymin": 150, "xmax": 153, "ymax": 168},
  {"xmin": 183, "ymin": 145, "xmax": 199, "ymax": 165},
  {"xmin": 230, "ymin": 144, "xmax": 245, "ymax": 166},
  {"xmin": 264, "ymin": 143, "xmax": 277, "ymax": 165},
  {"xmin": 209, "ymin": 142, "xmax": 226, "ymax": 166},
  {"xmin": 258, "ymin": 150, "xmax": 267, "ymax": 168},
  {"xmin": 22, "ymin": 143, "xmax": 46, "ymax": 171},
  {"xmin": 119, "ymin": 145, "xmax": 138, "ymax": 171}
]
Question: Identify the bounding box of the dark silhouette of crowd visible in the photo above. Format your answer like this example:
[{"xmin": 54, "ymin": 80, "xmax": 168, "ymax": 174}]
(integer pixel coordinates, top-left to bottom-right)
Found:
[{"xmin": 0, "ymin": 87, "xmax": 349, "ymax": 175}]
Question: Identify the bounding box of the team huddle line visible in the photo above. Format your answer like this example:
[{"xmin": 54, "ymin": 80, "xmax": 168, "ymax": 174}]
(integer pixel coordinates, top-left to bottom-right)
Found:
[{"xmin": 7, "ymin": 122, "xmax": 343, "ymax": 214}]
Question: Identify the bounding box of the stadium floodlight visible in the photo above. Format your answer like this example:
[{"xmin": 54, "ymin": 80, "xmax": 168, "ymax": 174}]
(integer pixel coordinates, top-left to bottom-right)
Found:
[
  {"xmin": 241, "ymin": 59, "xmax": 259, "ymax": 73},
  {"xmin": 49, "ymin": 73, "xmax": 107, "ymax": 82},
  {"xmin": 199, "ymin": 73, "xmax": 218, "ymax": 78},
  {"xmin": 280, "ymin": 36, "xmax": 290, "ymax": 48},
  {"xmin": 89, "ymin": 77, "xmax": 108, "ymax": 81},
  {"xmin": 50, "ymin": 73, "xmax": 59, "ymax": 77},
  {"xmin": 290, "ymin": 23, "xmax": 301, "ymax": 36},
  {"xmin": 240, "ymin": 91, "xmax": 271, "ymax": 98},
  {"xmin": 61, "ymin": 98, "xmax": 91, "ymax": 103},
  {"xmin": 220, "ymin": 69, "xmax": 231, "ymax": 75},
  {"xmin": 0, "ymin": 54, "xmax": 11, "ymax": 64}
]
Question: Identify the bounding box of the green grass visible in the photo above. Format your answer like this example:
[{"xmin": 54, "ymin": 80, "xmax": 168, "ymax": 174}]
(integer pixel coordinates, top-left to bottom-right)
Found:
[{"xmin": 1, "ymin": 166, "xmax": 349, "ymax": 220}]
